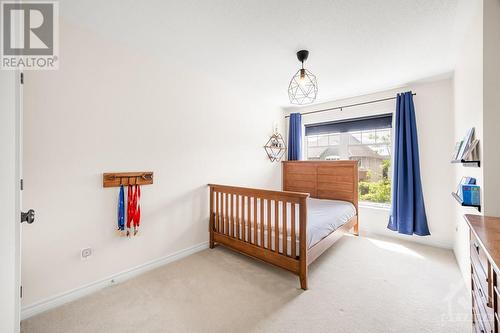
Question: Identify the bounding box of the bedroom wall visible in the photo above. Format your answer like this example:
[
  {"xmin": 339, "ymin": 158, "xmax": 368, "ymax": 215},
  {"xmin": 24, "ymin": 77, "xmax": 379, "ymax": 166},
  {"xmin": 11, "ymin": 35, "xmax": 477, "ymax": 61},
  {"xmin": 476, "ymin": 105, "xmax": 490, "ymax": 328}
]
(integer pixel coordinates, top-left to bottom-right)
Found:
[
  {"xmin": 284, "ymin": 77, "xmax": 456, "ymax": 249},
  {"xmin": 483, "ymin": 0, "xmax": 500, "ymax": 217},
  {"xmin": 451, "ymin": 0, "xmax": 500, "ymax": 284},
  {"xmin": 21, "ymin": 3, "xmax": 284, "ymax": 310},
  {"xmin": 451, "ymin": 0, "xmax": 500, "ymax": 283}
]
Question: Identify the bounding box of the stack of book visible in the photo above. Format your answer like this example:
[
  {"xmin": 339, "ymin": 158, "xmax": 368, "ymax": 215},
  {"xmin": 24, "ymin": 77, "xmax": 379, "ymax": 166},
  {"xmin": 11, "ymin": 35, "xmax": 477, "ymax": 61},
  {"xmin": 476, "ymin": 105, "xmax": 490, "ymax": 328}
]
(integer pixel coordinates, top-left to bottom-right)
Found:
[
  {"xmin": 455, "ymin": 176, "xmax": 480, "ymax": 206},
  {"xmin": 462, "ymin": 185, "xmax": 480, "ymax": 206},
  {"xmin": 452, "ymin": 127, "xmax": 479, "ymax": 162}
]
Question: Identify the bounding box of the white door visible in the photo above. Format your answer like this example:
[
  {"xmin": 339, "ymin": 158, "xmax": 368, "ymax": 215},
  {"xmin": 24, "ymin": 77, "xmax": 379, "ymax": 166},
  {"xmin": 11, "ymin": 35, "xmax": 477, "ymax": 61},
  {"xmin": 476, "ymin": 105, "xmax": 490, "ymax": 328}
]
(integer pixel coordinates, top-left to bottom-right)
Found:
[{"xmin": 0, "ymin": 70, "xmax": 23, "ymax": 333}]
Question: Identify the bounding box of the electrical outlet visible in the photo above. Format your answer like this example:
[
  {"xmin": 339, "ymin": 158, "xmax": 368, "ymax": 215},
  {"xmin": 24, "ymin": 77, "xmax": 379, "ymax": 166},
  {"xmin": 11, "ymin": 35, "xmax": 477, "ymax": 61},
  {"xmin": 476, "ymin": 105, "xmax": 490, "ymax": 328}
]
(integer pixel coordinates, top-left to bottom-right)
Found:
[{"xmin": 81, "ymin": 247, "xmax": 92, "ymax": 260}]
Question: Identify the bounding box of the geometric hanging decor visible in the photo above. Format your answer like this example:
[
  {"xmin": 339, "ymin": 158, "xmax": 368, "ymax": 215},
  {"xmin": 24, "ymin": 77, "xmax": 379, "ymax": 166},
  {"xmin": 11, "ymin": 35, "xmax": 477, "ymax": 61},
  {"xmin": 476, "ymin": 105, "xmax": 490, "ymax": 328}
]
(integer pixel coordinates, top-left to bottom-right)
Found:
[
  {"xmin": 263, "ymin": 132, "xmax": 287, "ymax": 162},
  {"xmin": 288, "ymin": 50, "xmax": 318, "ymax": 105}
]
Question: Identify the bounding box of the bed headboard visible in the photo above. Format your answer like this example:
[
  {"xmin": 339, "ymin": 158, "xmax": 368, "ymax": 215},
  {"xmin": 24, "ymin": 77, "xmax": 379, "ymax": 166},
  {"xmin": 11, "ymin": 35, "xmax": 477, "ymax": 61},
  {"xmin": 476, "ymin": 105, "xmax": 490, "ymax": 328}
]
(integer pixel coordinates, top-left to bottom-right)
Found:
[{"xmin": 282, "ymin": 160, "xmax": 359, "ymax": 209}]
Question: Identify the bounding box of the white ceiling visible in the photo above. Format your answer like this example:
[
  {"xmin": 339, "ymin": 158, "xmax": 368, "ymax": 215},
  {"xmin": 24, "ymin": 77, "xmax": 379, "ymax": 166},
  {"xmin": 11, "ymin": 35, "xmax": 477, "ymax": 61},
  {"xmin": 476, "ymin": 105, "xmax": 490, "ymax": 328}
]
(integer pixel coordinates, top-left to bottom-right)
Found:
[{"xmin": 61, "ymin": 0, "xmax": 463, "ymax": 107}]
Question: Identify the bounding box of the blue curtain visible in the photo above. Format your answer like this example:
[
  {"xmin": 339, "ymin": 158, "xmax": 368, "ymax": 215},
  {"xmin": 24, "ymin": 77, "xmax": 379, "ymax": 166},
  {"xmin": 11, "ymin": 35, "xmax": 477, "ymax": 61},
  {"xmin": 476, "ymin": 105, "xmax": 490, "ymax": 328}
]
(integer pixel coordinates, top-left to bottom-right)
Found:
[
  {"xmin": 388, "ymin": 92, "xmax": 430, "ymax": 236},
  {"xmin": 288, "ymin": 113, "xmax": 302, "ymax": 160}
]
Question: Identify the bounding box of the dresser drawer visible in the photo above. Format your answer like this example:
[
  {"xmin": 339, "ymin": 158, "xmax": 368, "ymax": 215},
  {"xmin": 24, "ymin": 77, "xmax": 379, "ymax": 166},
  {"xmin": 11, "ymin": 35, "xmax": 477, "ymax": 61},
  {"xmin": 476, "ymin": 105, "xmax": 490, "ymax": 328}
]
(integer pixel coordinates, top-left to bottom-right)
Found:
[
  {"xmin": 472, "ymin": 282, "xmax": 495, "ymax": 333},
  {"xmin": 475, "ymin": 290, "xmax": 493, "ymax": 332},
  {"xmin": 494, "ymin": 311, "xmax": 500, "ymax": 333},
  {"xmin": 473, "ymin": 304, "xmax": 487, "ymax": 333},
  {"xmin": 472, "ymin": 255, "xmax": 492, "ymax": 309},
  {"xmin": 473, "ymin": 293, "xmax": 492, "ymax": 333},
  {"xmin": 493, "ymin": 284, "xmax": 500, "ymax": 320},
  {"xmin": 473, "ymin": 320, "xmax": 484, "ymax": 333},
  {"xmin": 473, "ymin": 272, "xmax": 491, "ymax": 310},
  {"xmin": 471, "ymin": 232, "xmax": 490, "ymax": 276},
  {"xmin": 473, "ymin": 321, "xmax": 486, "ymax": 333}
]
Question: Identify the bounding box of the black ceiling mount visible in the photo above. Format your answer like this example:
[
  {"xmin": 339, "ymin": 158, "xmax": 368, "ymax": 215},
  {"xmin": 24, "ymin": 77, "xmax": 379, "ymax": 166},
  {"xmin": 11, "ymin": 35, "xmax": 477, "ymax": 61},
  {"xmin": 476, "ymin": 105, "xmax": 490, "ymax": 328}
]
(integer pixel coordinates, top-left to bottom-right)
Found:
[{"xmin": 296, "ymin": 50, "xmax": 309, "ymax": 63}]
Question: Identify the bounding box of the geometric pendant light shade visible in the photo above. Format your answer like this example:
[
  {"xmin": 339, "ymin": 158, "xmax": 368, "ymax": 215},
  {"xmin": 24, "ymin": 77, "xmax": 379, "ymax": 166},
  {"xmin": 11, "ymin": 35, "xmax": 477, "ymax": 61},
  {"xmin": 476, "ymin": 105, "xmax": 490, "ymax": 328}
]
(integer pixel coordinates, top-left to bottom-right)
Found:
[{"xmin": 288, "ymin": 50, "xmax": 318, "ymax": 105}]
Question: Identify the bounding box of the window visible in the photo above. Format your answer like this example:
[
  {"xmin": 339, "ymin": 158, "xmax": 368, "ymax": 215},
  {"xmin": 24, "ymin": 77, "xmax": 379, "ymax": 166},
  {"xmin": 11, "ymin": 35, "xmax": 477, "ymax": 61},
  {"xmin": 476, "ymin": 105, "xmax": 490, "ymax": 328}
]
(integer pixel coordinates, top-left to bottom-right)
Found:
[{"xmin": 305, "ymin": 114, "xmax": 392, "ymax": 205}]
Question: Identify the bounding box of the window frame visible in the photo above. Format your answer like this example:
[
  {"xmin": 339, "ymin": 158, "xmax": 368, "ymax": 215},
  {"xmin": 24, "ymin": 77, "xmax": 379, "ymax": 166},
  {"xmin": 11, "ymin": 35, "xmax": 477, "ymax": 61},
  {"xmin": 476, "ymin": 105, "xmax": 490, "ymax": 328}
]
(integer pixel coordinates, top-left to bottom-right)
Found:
[{"xmin": 303, "ymin": 114, "xmax": 393, "ymax": 208}]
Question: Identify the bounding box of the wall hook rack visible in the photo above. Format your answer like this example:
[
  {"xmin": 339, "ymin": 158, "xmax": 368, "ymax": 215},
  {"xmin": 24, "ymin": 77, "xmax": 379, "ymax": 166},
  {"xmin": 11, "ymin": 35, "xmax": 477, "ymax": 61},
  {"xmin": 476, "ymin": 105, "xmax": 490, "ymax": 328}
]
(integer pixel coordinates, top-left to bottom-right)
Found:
[{"xmin": 103, "ymin": 172, "xmax": 154, "ymax": 188}]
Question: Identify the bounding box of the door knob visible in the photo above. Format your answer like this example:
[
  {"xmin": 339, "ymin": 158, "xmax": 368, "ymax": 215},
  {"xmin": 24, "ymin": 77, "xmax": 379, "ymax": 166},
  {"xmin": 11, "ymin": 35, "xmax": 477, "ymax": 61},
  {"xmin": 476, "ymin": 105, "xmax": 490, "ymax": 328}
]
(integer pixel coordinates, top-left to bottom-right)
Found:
[{"xmin": 21, "ymin": 209, "xmax": 35, "ymax": 224}]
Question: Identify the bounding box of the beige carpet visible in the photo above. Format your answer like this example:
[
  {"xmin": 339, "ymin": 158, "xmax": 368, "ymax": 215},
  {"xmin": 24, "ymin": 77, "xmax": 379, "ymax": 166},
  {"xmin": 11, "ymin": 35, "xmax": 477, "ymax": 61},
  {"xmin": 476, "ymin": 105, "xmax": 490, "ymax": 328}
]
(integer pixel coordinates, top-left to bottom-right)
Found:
[{"xmin": 21, "ymin": 234, "xmax": 471, "ymax": 333}]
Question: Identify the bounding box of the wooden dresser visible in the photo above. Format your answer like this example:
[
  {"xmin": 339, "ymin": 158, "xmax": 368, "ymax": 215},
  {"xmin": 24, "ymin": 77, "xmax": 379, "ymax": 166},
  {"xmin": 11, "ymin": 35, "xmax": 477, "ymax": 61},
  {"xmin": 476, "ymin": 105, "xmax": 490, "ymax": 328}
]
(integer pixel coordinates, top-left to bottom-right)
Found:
[{"xmin": 465, "ymin": 214, "xmax": 500, "ymax": 333}]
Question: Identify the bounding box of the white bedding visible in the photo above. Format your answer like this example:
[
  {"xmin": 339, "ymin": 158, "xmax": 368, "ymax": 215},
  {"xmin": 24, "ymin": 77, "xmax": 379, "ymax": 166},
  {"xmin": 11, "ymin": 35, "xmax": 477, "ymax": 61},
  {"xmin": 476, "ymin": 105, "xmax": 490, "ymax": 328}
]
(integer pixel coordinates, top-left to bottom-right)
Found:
[
  {"xmin": 306, "ymin": 198, "xmax": 356, "ymax": 248},
  {"xmin": 233, "ymin": 198, "xmax": 356, "ymax": 256}
]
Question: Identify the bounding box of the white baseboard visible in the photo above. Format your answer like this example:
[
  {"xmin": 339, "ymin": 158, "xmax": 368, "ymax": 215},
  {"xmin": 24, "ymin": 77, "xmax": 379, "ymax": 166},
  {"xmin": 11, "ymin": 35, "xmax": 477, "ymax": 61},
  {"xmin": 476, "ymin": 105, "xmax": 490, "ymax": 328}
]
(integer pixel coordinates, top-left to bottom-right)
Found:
[
  {"xmin": 361, "ymin": 230, "xmax": 453, "ymax": 249},
  {"xmin": 21, "ymin": 241, "xmax": 209, "ymax": 320}
]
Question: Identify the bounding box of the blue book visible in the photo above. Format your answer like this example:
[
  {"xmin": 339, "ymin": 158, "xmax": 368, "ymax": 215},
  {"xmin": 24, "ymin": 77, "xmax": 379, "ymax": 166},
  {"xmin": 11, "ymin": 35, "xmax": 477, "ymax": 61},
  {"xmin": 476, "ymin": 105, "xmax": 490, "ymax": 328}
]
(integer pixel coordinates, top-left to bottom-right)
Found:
[
  {"xmin": 462, "ymin": 184, "xmax": 480, "ymax": 205},
  {"xmin": 457, "ymin": 177, "xmax": 476, "ymax": 198},
  {"xmin": 467, "ymin": 177, "xmax": 477, "ymax": 185}
]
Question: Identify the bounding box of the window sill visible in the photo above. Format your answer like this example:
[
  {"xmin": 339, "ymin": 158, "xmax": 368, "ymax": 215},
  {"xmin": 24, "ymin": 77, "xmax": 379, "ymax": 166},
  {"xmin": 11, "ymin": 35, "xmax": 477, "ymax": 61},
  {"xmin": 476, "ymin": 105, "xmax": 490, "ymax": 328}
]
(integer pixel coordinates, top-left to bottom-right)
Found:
[{"xmin": 359, "ymin": 202, "xmax": 391, "ymax": 211}]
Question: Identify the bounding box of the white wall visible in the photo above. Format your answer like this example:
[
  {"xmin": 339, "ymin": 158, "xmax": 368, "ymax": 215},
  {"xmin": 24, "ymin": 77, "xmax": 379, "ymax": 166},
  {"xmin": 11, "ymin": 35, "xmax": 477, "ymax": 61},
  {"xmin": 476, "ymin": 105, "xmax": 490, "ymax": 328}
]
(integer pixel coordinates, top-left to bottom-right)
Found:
[
  {"xmin": 451, "ymin": 0, "xmax": 500, "ymax": 284},
  {"xmin": 284, "ymin": 77, "xmax": 456, "ymax": 249},
  {"xmin": 483, "ymin": 0, "xmax": 500, "ymax": 217},
  {"xmin": 453, "ymin": 0, "xmax": 490, "ymax": 284},
  {"xmin": 0, "ymin": 71, "xmax": 21, "ymax": 333},
  {"xmin": 21, "ymin": 3, "xmax": 283, "ymax": 308}
]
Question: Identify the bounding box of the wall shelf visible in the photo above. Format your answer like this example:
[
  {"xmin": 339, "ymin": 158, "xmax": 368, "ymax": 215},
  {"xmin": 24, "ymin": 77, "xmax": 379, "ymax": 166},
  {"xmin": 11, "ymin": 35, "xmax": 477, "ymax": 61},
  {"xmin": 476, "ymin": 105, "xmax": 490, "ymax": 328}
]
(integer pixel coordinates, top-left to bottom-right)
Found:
[
  {"xmin": 263, "ymin": 133, "xmax": 286, "ymax": 162},
  {"xmin": 451, "ymin": 159, "xmax": 481, "ymax": 167},
  {"xmin": 451, "ymin": 137, "xmax": 480, "ymax": 167},
  {"xmin": 452, "ymin": 192, "xmax": 481, "ymax": 212}
]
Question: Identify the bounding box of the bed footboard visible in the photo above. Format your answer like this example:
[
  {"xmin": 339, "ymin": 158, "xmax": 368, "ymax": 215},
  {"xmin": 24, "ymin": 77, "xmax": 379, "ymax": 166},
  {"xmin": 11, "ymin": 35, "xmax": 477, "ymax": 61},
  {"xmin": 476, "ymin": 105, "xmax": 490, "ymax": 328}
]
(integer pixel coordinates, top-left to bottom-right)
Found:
[{"xmin": 208, "ymin": 184, "xmax": 310, "ymax": 289}]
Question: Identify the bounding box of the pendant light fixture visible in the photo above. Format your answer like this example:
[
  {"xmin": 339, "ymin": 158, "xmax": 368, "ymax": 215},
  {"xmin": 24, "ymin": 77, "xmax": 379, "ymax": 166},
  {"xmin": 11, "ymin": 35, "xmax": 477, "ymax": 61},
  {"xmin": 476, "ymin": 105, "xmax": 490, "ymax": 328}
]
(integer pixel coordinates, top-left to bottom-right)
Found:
[{"xmin": 288, "ymin": 50, "xmax": 318, "ymax": 105}]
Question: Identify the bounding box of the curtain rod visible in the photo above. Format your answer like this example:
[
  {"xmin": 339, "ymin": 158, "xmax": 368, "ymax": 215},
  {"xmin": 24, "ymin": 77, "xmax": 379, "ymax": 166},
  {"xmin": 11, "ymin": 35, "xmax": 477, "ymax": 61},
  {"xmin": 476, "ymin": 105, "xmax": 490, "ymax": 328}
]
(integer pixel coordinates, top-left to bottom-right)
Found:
[{"xmin": 284, "ymin": 93, "xmax": 416, "ymax": 118}]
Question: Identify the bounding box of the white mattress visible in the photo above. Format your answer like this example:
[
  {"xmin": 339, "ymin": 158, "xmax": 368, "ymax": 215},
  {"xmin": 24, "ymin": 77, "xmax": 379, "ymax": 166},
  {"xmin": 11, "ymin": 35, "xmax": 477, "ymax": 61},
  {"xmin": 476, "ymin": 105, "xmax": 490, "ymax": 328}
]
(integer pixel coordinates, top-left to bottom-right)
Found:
[
  {"xmin": 306, "ymin": 198, "xmax": 356, "ymax": 248},
  {"xmin": 231, "ymin": 198, "xmax": 356, "ymax": 256}
]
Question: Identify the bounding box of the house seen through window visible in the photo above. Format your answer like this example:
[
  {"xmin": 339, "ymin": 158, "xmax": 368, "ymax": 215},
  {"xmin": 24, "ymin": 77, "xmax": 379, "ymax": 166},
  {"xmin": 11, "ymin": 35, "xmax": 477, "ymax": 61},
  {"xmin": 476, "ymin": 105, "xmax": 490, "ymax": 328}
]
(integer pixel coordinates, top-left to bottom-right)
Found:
[{"xmin": 304, "ymin": 114, "xmax": 393, "ymax": 206}]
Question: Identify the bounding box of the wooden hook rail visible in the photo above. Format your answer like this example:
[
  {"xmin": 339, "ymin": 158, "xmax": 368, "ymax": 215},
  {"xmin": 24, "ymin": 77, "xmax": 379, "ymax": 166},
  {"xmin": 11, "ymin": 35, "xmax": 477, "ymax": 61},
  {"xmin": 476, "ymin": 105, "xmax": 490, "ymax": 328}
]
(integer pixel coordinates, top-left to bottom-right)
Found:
[{"xmin": 103, "ymin": 172, "xmax": 154, "ymax": 188}]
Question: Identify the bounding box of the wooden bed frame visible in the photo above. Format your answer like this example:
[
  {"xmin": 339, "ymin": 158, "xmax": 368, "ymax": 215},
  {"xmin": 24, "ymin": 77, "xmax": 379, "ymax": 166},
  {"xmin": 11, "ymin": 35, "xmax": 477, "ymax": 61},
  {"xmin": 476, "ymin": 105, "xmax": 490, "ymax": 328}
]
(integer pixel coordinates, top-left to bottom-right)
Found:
[{"xmin": 208, "ymin": 160, "xmax": 358, "ymax": 290}]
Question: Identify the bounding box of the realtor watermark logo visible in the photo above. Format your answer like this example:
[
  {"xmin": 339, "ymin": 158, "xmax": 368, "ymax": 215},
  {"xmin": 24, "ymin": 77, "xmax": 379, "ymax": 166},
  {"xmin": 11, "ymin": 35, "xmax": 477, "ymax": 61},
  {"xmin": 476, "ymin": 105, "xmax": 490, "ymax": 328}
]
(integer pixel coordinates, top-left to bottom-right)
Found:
[{"xmin": 1, "ymin": 1, "xmax": 58, "ymax": 70}]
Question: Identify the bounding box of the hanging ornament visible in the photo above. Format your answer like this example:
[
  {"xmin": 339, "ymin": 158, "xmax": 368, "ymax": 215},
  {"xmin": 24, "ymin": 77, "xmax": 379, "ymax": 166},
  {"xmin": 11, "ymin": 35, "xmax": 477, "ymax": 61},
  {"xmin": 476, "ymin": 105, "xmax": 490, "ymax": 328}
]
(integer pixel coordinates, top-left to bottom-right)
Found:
[
  {"xmin": 134, "ymin": 185, "xmax": 141, "ymax": 235},
  {"xmin": 127, "ymin": 185, "xmax": 134, "ymax": 237},
  {"xmin": 117, "ymin": 184, "xmax": 125, "ymax": 236},
  {"xmin": 126, "ymin": 185, "xmax": 141, "ymax": 237}
]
